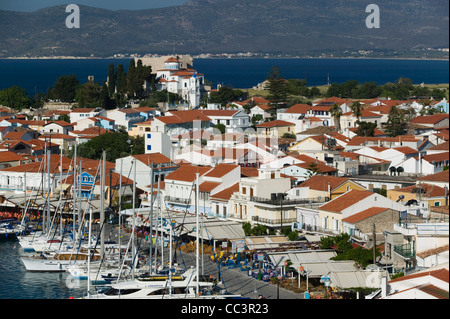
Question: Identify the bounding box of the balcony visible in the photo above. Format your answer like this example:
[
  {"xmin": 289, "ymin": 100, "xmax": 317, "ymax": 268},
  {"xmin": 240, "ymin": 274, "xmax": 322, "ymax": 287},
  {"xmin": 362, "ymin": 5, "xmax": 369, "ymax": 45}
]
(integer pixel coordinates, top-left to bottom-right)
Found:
[
  {"xmin": 393, "ymin": 223, "xmax": 417, "ymax": 236},
  {"xmin": 394, "ymin": 243, "xmax": 415, "ymax": 259},
  {"xmin": 251, "ymin": 216, "xmax": 297, "ymax": 226},
  {"xmin": 250, "ymin": 196, "xmax": 328, "ymax": 206},
  {"xmin": 416, "ymin": 223, "xmax": 449, "ymax": 236},
  {"xmin": 164, "ymin": 196, "xmax": 191, "ymax": 205}
]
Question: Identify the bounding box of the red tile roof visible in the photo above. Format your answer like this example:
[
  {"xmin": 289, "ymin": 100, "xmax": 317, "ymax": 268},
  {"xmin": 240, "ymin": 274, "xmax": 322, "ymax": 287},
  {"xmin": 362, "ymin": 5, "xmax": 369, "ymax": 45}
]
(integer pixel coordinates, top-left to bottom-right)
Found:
[
  {"xmin": 199, "ymin": 181, "xmax": 221, "ymax": 193},
  {"xmin": 418, "ymin": 170, "xmax": 449, "ymax": 183},
  {"xmin": 210, "ymin": 183, "xmax": 239, "ymax": 201},
  {"xmin": 391, "ymin": 146, "xmax": 419, "ymax": 155},
  {"xmin": 164, "ymin": 165, "xmax": 212, "ymax": 182},
  {"xmin": 389, "ymin": 268, "xmax": 449, "ymax": 284},
  {"xmin": 131, "ymin": 153, "xmax": 172, "ymax": 165},
  {"xmin": 319, "ymin": 189, "xmax": 374, "ymax": 213},
  {"xmin": 427, "ymin": 141, "xmax": 449, "ymax": 151},
  {"xmin": 342, "ymin": 207, "xmax": 389, "ymax": 224},
  {"xmin": 395, "ymin": 183, "xmax": 447, "ymax": 198},
  {"xmin": 204, "ymin": 163, "xmax": 239, "ymax": 178},
  {"xmin": 256, "ymin": 120, "xmax": 295, "ymax": 128},
  {"xmin": 285, "ymin": 104, "xmax": 311, "ymax": 114},
  {"xmin": 157, "ymin": 110, "xmax": 211, "ymax": 124},
  {"xmin": 422, "ymin": 152, "xmax": 449, "ymax": 163},
  {"xmin": 411, "ymin": 114, "xmax": 449, "ymax": 125},
  {"xmin": 297, "ymin": 175, "xmax": 357, "ymax": 192}
]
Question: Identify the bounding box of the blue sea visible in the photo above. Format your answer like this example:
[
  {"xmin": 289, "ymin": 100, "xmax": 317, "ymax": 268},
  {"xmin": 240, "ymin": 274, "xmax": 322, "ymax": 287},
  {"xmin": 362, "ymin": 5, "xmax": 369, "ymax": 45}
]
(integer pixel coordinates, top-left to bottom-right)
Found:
[
  {"xmin": 0, "ymin": 239, "xmax": 88, "ymax": 299},
  {"xmin": 0, "ymin": 58, "xmax": 448, "ymax": 96}
]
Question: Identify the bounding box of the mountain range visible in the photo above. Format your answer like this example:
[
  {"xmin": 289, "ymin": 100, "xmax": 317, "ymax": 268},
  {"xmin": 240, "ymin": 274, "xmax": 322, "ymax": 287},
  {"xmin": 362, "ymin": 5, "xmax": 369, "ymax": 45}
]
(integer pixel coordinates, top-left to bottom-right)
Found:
[{"xmin": 0, "ymin": 0, "xmax": 448, "ymax": 58}]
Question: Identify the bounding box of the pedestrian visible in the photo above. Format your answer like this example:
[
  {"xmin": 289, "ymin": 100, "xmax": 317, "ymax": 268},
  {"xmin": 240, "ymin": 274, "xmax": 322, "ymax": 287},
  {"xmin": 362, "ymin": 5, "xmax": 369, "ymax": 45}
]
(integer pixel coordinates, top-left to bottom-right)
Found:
[{"xmin": 304, "ymin": 290, "xmax": 310, "ymax": 299}]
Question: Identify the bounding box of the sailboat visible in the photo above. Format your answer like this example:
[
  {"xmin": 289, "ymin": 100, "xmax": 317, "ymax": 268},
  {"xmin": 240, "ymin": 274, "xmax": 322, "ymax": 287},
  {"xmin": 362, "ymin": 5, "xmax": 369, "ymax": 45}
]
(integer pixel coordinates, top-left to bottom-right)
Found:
[
  {"xmin": 83, "ymin": 170, "xmax": 242, "ymax": 299},
  {"xmin": 84, "ymin": 266, "xmax": 240, "ymax": 299}
]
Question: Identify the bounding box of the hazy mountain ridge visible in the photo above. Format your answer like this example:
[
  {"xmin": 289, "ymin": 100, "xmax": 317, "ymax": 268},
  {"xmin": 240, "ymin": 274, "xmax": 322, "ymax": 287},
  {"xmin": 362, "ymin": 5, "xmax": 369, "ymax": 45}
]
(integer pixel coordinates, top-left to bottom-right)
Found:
[{"xmin": 0, "ymin": 0, "xmax": 448, "ymax": 58}]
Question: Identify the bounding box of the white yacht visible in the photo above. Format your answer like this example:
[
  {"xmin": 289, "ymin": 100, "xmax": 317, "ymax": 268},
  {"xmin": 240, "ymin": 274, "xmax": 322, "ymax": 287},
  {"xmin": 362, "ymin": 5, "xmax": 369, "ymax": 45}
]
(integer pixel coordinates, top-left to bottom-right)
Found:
[
  {"xmin": 20, "ymin": 250, "xmax": 102, "ymax": 272},
  {"xmin": 85, "ymin": 267, "xmax": 240, "ymax": 299}
]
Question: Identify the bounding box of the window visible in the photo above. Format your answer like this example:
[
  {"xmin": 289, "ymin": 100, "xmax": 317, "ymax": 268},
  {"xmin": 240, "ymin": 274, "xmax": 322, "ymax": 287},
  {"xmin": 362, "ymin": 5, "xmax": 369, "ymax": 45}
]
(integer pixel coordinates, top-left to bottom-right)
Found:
[
  {"xmin": 147, "ymin": 134, "xmax": 151, "ymax": 139},
  {"xmin": 434, "ymin": 201, "xmax": 441, "ymax": 206},
  {"xmin": 147, "ymin": 145, "xmax": 152, "ymax": 151}
]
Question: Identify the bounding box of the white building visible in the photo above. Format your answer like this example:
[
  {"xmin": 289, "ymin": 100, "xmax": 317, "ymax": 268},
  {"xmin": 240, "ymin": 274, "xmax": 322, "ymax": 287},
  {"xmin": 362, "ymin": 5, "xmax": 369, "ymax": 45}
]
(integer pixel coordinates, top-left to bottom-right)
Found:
[
  {"xmin": 69, "ymin": 108, "xmax": 106, "ymax": 124},
  {"xmin": 199, "ymin": 110, "xmax": 250, "ymax": 132},
  {"xmin": 155, "ymin": 57, "xmax": 204, "ymax": 108},
  {"xmin": 144, "ymin": 131, "xmax": 172, "ymax": 159},
  {"xmin": 106, "ymin": 108, "xmax": 145, "ymax": 131}
]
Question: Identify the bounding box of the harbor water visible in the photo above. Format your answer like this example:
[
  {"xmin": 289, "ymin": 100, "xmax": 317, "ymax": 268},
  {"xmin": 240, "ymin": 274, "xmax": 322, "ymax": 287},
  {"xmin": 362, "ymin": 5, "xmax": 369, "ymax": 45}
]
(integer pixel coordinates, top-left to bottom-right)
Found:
[{"xmin": 0, "ymin": 239, "xmax": 89, "ymax": 299}]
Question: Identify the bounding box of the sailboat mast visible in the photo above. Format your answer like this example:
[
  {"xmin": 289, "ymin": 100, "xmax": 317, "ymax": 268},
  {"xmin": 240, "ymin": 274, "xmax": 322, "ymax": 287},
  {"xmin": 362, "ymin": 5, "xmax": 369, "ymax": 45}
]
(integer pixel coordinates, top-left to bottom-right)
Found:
[
  {"xmin": 46, "ymin": 149, "xmax": 51, "ymax": 234},
  {"xmin": 100, "ymin": 151, "xmax": 106, "ymax": 258},
  {"xmin": 60, "ymin": 147, "xmax": 63, "ymax": 237},
  {"xmin": 132, "ymin": 158, "xmax": 136, "ymax": 280},
  {"xmin": 149, "ymin": 163, "xmax": 155, "ymax": 274},
  {"xmin": 154, "ymin": 169, "xmax": 161, "ymax": 273},
  {"xmin": 73, "ymin": 142, "xmax": 77, "ymax": 247},
  {"xmin": 196, "ymin": 172, "xmax": 200, "ymax": 296}
]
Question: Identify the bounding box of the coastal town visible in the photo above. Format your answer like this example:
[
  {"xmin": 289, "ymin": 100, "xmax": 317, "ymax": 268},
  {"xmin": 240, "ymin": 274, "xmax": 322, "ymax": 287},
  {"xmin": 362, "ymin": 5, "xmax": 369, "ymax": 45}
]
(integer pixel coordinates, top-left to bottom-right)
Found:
[{"xmin": 0, "ymin": 55, "xmax": 449, "ymax": 300}]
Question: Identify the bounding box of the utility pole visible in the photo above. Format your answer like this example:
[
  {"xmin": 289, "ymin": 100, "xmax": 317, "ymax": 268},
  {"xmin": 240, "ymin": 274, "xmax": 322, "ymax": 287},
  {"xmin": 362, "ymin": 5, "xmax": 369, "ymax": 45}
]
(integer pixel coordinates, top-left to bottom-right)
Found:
[{"xmin": 372, "ymin": 223, "xmax": 376, "ymax": 266}]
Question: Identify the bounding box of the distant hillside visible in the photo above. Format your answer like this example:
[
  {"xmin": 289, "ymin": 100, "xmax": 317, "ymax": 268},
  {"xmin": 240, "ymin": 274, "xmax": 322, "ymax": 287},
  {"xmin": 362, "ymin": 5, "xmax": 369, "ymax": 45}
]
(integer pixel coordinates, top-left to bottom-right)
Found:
[{"xmin": 0, "ymin": 0, "xmax": 448, "ymax": 58}]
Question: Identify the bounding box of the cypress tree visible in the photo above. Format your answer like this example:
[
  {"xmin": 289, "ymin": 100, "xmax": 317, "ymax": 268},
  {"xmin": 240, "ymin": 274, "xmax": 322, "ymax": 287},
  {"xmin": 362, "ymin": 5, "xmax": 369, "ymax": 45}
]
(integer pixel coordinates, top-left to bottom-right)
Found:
[{"xmin": 107, "ymin": 63, "xmax": 116, "ymax": 97}]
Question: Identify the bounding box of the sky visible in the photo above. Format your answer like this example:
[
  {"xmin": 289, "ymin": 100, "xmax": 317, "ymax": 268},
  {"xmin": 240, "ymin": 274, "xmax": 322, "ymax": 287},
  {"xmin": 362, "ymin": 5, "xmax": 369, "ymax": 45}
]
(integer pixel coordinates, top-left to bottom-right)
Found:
[{"xmin": 0, "ymin": 0, "xmax": 188, "ymax": 12}]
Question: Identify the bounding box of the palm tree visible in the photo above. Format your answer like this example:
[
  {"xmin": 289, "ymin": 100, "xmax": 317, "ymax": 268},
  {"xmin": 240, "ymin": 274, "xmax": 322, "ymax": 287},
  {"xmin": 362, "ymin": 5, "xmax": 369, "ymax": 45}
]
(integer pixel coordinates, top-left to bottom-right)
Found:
[
  {"xmin": 350, "ymin": 101, "xmax": 362, "ymax": 123},
  {"xmin": 329, "ymin": 103, "xmax": 342, "ymax": 132}
]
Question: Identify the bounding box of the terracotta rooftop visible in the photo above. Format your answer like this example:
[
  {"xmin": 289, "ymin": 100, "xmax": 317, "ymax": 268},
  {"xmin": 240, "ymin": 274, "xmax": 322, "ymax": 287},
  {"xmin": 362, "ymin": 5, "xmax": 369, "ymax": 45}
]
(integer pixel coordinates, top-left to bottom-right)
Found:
[
  {"xmin": 210, "ymin": 183, "xmax": 239, "ymax": 201},
  {"xmin": 164, "ymin": 165, "xmax": 212, "ymax": 182},
  {"xmin": 418, "ymin": 170, "xmax": 449, "ymax": 183},
  {"xmin": 427, "ymin": 141, "xmax": 449, "ymax": 151},
  {"xmin": 256, "ymin": 120, "xmax": 295, "ymax": 128},
  {"xmin": 284, "ymin": 104, "xmax": 311, "ymax": 114},
  {"xmin": 319, "ymin": 189, "xmax": 374, "ymax": 213},
  {"xmin": 297, "ymin": 175, "xmax": 357, "ymax": 192},
  {"xmin": 199, "ymin": 181, "xmax": 221, "ymax": 193},
  {"xmin": 411, "ymin": 114, "xmax": 449, "ymax": 124},
  {"xmin": 132, "ymin": 153, "xmax": 172, "ymax": 165},
  {"xmin": 342, "ymin": 207, "xmax": 389, "ymax": 224},
  {"xmin": 395, "ymin": 183, "xmax": 447, "ymax": 198},
  {"xmin": 204, "ymin": 163, "xmax": 239, "ymax": 178},
  {"xmin": 389, "ymin": 268, "xmax": 449, "ymax": 284}
]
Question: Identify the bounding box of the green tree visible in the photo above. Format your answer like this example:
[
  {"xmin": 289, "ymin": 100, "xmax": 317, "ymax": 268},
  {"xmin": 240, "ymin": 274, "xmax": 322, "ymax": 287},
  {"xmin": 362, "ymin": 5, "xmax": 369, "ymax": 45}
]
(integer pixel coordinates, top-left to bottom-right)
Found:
[
  {"xmin": 52, "ymin": 74, "xmax": 79, "ymax": 102},
  {"xmin": 350, "ymin": 101, "xmax": 363, "ymax": 122},
  {"xmin": 69, "ymin": 131, "xmax": 137, "ymax": 163},
  {"xmin": 0, "ymin": 86, "xmax": 31, "ymax": 110},
  {"xmin": 355, "ymin": 121, "xmax": 377, "ymax": 137},
  {"xmin": 213, "ymin": 123, "xmax": 226, "ymax": 134},
  {"xmin": 325, "ymin": 83, "xmax": 341, "ymax": 98},
  {"xmin": 75, "ymin": 80, "xmax": 100, "ymax": 107},
  {"xmin": 282, "ymin": 132, "xmax": 296, "ymax": 139},
  {"xmin": 99, "ymin": 81, "xmax": 115, "ymax": 110},
  {"xmin": 208, "ymin": 86, "xmax": 245, "ymax": 106},
  {"xmin": 251, "ymin": 114, "xmax": 263, "ymax": 126},
  {"xmin": 306, "ymin": 162, "xmax": 321, "ymax": 178},
  {"xmin": 385, "ymin": 105, "xmax": 406, "ymax": 137},
  {"xmin": 266, "ymin": 66, "xmax": 288, "ymax": 114},
  {"xmin": 329, "ymin": 103, "xmax": 342, "ymax": 132},
  {"xmin": 353, "ymin": 81, "xmax": 382, "ymax": 98},
  {"xmin": 107, "ymin": 63, "xmax": 116, "ymax": 97},
  {"xmin": 116, "ymin": 64, "xmax": 127, "ymax": 95}
]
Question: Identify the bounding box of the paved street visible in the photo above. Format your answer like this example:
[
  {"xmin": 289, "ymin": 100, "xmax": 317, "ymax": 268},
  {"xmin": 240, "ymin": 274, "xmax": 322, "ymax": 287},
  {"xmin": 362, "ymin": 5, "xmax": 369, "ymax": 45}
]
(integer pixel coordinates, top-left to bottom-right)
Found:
[
  {"xmin": 103, "ymin": 224, "xmax": 303, "ymax": 299},
  {"xmin": 176, "ymin": 251, "xmax": 303, "ymax": 299}
]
